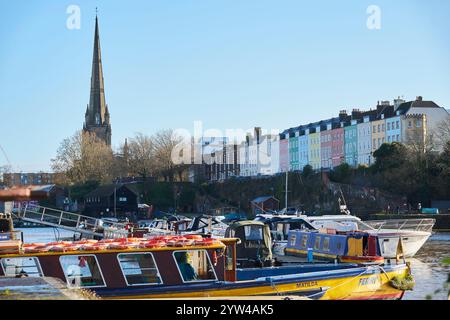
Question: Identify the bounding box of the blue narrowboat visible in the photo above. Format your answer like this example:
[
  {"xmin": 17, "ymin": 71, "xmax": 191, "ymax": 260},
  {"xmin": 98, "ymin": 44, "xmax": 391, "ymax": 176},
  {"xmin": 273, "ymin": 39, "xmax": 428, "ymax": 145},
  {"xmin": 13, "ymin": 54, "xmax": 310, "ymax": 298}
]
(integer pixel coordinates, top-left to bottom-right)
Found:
[{"xmin": 285, "ymin": 229, "xmax": 385, "ymax": 264}]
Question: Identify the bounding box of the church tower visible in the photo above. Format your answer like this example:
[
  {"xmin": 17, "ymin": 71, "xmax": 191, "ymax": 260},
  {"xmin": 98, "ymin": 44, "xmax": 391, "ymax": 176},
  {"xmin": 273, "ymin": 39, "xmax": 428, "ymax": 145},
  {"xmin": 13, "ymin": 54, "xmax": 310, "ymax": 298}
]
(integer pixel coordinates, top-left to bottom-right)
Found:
[{"xmin": 83, "ymin": 14, "xmax": 112, "ymax": 146}]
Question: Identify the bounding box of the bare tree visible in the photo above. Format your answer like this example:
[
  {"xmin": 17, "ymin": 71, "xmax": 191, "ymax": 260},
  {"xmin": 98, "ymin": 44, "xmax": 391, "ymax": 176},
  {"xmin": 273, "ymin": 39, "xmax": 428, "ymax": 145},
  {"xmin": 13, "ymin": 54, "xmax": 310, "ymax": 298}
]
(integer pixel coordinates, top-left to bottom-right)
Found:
[
  {"xmin": 434, "ymin": 117, "xmax": 450, "ymax": 150},
  {"xmin": 111, "ymin": 140, "xmax": 131, "ymax": 180},
  {"xmin": 152, "ymin": 129, "xmax": 185, "ymax": 182},
  {"xmin": 51, "ymin": 131, "xmax": 114, "ymax": 185},
  {"xmin": 127, "ymin": 133, "xmax": 156, "ymax": 180}
]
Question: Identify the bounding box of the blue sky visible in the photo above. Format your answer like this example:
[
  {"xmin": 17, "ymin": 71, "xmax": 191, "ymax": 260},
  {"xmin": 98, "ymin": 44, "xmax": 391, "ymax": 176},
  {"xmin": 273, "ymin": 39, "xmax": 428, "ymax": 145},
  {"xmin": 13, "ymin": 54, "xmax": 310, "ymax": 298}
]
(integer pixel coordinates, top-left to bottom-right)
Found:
[{"xmin": 1, "ymin": 0, "xmax": 449, "ymax": 172}]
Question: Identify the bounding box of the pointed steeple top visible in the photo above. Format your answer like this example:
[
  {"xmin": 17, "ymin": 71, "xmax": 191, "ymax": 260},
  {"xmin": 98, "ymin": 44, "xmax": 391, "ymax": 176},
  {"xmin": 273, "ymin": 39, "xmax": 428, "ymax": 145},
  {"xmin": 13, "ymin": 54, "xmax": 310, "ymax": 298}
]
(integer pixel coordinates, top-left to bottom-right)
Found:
[
  {"xmin": 83, "ymin": 12, "xmax": 112, "ymax": 146},
  {"xmin": 87, "ymin": 12, "xmax": 106, "ymax": 126}
]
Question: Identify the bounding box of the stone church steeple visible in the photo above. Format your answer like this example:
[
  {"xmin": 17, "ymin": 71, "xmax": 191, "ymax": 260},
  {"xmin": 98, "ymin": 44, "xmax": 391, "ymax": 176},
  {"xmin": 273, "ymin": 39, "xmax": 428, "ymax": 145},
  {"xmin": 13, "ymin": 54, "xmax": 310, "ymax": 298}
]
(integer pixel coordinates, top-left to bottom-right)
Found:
[{"xmin": 83, "ymin": 14, "xmax": 112, "ymax": 146}]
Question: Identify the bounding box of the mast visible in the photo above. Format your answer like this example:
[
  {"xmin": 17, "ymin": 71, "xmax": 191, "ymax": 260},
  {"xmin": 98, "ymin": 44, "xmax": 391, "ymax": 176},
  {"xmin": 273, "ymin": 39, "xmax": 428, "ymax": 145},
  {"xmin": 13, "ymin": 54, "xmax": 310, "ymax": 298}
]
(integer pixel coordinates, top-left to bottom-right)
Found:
[{"xmin": 285, "ymin": 171, "xmax": 288, "ymax": 209}]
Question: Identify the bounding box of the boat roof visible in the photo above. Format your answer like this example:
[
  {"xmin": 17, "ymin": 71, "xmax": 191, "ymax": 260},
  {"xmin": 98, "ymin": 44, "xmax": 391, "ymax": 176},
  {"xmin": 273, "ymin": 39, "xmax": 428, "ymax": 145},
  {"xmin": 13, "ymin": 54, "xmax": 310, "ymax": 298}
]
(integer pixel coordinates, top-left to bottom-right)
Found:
[
  {"xmin": 227, "ymin": 220, "xmax": 266, "ymax": 228},
  {"xmin": 0, "ymin": 237, "xmax": 235, "ymax": 258},
  {"xmin": 306, "ymin": 215, "xmax": 362, "ymax": 221}
]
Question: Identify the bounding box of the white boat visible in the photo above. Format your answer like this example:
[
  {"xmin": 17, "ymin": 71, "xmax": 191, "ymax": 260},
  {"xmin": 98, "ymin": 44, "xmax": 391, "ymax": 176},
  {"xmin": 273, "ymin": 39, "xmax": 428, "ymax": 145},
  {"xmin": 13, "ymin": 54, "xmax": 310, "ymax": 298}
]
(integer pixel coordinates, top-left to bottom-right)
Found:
[
  {"xmin": 143, "ymin": 215, "xmax": 229, "ymax": 238},
  {"xmin": 257, "ymin": 211, "xmax": 435, "ymax": 258},
  {"xmin": 304, "ymin": 215, "xmax": 434, "ymax": 258}
]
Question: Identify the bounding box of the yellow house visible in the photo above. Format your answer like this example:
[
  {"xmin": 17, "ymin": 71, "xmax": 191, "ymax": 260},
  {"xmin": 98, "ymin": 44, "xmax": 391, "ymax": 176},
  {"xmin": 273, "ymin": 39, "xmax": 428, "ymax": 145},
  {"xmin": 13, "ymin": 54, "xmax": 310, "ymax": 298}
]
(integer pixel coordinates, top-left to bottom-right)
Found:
[
  {"xmin": 402, "ymin": 114, "xmax": 427, "ymax": 151},
  {"xmin": 308, "ymin": 130, "xmax": 321, "ymax": 170}
]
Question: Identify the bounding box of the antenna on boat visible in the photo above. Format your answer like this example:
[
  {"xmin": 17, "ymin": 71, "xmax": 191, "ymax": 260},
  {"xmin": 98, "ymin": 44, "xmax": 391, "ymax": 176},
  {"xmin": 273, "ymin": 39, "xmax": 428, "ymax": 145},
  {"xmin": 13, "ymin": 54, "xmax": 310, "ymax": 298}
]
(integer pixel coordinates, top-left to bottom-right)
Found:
[{"xmin": 338, "ymin": 187, "xmax": 351, "ymax": 215}]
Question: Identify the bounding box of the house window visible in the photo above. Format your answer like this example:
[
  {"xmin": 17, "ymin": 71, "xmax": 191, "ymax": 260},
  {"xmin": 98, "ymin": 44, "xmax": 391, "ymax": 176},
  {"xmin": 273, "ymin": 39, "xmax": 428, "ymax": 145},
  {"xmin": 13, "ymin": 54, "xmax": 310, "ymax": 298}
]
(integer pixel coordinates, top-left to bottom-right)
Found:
[
  {"xmin": 173, "ymin": 250, "xmax": 217, "ymax": 283},
  {"xmin": 59, "ymin": 255, "xmax": 106, "ymax": 288},
  {"xmin": 396, "ymin": 121, "xmax": 400, "ymax": 129},
  {"xmin": 408, "ymin": 121, "xmax": 412, "ymax": 128},
  {"xmin": 1, "ymin": 257, "xmax": 43, "ymax": 278},
  {"xmin": 117, "ymin": 253, "xmax": 162, "ymax": 286}
]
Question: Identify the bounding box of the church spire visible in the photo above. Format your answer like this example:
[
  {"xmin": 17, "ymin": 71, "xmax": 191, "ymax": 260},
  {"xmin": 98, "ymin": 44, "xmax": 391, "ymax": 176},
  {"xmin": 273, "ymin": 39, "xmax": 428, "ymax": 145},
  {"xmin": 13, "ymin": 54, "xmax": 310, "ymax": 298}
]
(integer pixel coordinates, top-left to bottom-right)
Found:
[
  {"xmin": 83, "ymin": 13, "xmax": 112, "ymax": 146},
  {"xmin": 89, "ymin": 14, "xmax": 106, "ymax": 124}
]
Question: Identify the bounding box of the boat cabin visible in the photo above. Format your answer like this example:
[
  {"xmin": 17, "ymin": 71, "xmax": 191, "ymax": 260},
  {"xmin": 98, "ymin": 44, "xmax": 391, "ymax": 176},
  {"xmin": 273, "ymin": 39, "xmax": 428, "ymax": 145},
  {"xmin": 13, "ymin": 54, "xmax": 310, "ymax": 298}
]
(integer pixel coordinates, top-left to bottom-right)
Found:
[
  {"xmin": 224, "ymin": 221, "xmax": 274, "ymax": 268},
  {"xmin": 267, "ymin": 217, "xmax": 316, "ymax": 241},
  {"xmin": 285, "ymin": 229, "xmax": 384, "ymax": 264},
  {"xmin": 0, "ymin": 235, "xmax": 241, "ymax": 298}
]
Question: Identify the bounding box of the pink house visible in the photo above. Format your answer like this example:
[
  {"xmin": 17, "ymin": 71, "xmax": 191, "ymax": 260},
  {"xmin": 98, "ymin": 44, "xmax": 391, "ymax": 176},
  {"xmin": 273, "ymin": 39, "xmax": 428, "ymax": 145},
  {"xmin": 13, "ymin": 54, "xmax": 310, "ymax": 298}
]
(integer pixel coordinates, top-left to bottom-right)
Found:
[
  {"xmin": 320, "ymin": 130, "xmax": 332, "ymax": 169},
  {"xmin": 331, "ymin": 127, "xmax": 345, "ymax": 168}
]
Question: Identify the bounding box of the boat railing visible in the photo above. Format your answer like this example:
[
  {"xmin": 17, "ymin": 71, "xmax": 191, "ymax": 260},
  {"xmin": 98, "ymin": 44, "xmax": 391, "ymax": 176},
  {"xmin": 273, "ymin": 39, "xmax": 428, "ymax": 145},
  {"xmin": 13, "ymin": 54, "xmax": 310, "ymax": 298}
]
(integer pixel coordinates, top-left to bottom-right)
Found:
[
  {"xmin": 16, "ymin": 203, "xmax": 129, "ymax": 237},
  {"xmin": 363, "ymin": 218, "xmax": 436, "ymax": 233},
  {"xmin": 0, "ymin": 230, "xmax": 23, "ymax": 242}
]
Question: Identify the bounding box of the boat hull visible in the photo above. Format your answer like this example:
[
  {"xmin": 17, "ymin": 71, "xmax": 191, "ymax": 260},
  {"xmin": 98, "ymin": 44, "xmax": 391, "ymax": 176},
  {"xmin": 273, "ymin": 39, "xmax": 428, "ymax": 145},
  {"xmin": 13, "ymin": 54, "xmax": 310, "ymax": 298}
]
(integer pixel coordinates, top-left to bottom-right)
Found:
[
  {"xmin": 273, "ymin": 230, "xmax": 431, "ymax": 259},
  {"xmin": 371, "ymin": 230, "xmax": 431, "ymax": 258},
  {"xmin": 93, "ymin": 264, "xmax": 410, "ymax": 300}
]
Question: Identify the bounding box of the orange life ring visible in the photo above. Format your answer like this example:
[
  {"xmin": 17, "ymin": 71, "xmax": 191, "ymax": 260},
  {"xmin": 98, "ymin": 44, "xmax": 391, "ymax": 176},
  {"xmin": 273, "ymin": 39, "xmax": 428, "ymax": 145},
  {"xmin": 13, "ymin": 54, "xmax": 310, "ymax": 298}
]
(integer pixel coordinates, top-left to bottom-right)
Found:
[
  {"xmin": 23, "ymin": 243, "xmax": 46, "ymax": 248},
  {"xmin": 98, "ymin": 239, "xmax": 117, "ymax": 244},
  {"xmin": 184, "ymin": 234, "xmax": 203, "ymax": 240},
  {"xmin": 108, "ymin": 243, "xmax": 131, "ymax": 250},
  {"xmin": 81, "ymin": 244, "xmax": 108, "ymax": 251},
  {"xmin": 175, "ymin": 239, "xmax": 194, "ymax": 247},
  {"xmin": 49, "ymin": 245, "xmax": 67, "ymax": 252}
]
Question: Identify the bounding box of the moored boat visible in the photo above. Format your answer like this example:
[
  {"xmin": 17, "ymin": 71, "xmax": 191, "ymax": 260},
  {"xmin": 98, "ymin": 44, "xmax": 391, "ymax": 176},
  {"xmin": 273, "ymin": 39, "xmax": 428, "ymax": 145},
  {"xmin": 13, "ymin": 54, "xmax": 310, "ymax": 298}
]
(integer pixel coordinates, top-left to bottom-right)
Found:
[
  {"xmin": 0, "ymin": 233, "xmax": 411, "ymax": 300},
  {"xmin": 285, "ymin": 229, "xmax": 385, "ymax": 264}
]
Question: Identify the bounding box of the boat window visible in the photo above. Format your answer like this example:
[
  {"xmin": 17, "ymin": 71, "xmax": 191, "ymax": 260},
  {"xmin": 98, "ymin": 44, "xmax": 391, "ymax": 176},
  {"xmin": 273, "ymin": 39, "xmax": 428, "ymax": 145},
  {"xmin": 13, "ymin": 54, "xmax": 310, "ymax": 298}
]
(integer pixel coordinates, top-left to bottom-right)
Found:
[
  {"xmin": 289, "ymin": 234, "xmax": 296, "ymax": 246},
  {"xmin": 1, "ymin": 257, "xmax": 43, "ymax": 278},
  {"xmin": 225, "ymin": 246, "xmax": 234, "ymax": 271},
  {"xmin": 284, "ymin": 224, "xmax": 291, "ymax": 236},
  {"xmin": 323, "ymin": 237, "xmax": 330, "ymax": 251},
  {"xmin": 117, "ymin": 253, "xmax": 162, "ymax": 286},
  {"xmin": 314, "ymin": 237, "xmax": 321, "ymax": 250},
  {"xmin": 59, "ymin": 255, "xmax": 106, "ymax": 288},
  {"xmin": 276, "ymin": 223, "xmax": 284, "ymax": 234},
  {"xmin": 244, "ymin": 226, "xmax": 263, "ymax": 241},
  {"xmin": 301, "ymin": 235, "xmax": 308, "ymax": 248},
  {"xmin": 173, "ymin": 250, "xmax": 217, "ymax": 283}
]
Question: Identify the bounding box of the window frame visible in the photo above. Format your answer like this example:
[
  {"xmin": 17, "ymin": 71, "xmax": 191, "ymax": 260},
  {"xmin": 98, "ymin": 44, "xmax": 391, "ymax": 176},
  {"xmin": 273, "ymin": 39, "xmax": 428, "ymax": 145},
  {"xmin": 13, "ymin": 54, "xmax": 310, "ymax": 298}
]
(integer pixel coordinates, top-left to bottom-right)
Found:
[
  {"xmin": 117, "ymin": 252, "xmax": 163, "ymax": 287},
  {"xmin": 323, "ymin": 237, "xmax": 331, "ymax": 252},
  {"xmin": 172, "ymin": 249, "xmax": 218, "ymax": 284},
  {"xmin": 59, "ymin": 254, "xmax": 107, "ymax": 289},
  {"xmin": 314, "ymin": 236, "xmax": 321, "ymax": 250},
  {"xmin": 1, "ymin": 256, "xmax": 43, "ymax": 278}
]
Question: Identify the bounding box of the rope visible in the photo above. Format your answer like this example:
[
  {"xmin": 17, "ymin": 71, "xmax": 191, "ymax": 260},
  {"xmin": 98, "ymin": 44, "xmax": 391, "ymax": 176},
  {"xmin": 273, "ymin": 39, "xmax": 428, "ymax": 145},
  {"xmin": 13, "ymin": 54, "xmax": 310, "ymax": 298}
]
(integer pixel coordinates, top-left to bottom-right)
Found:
[
  {"xmin": 377, "ymin": 265, "xmax": 391, "ymax": 282},
  {"xmin": 269, "ymin": 277, "xmax": 282, "ymax": 296}
]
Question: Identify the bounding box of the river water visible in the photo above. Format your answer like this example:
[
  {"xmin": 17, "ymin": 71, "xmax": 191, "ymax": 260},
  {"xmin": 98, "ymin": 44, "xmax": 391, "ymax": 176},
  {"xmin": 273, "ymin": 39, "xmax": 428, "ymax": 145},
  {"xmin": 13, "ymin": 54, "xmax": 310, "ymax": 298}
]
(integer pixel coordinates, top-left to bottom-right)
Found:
[{"xmin": 17, "ymin": 228, "xmax": 450, "ymax": 300}]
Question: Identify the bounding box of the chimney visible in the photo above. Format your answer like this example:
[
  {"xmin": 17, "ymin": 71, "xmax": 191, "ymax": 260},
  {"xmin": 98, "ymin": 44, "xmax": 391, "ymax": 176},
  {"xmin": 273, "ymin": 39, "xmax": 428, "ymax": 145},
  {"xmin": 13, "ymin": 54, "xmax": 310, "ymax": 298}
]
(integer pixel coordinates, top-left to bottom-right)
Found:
[
  {"xmin": 416, "ymin": 96, "xmax": 423, "ymax": 102},
  {"xmin": 254, "ymin": 127, "xmax": 261, "ymax": 144},
  {"xmin": 394, "ymin": 97, "xmax": 406, "ymax": 111},
  {"xmin": 339, "ymin": 110, "xmax": 348, "ymax": 121},
  {"xmin": 351, "ymin": 108, "xmax": 362, "ymax": 119}
]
